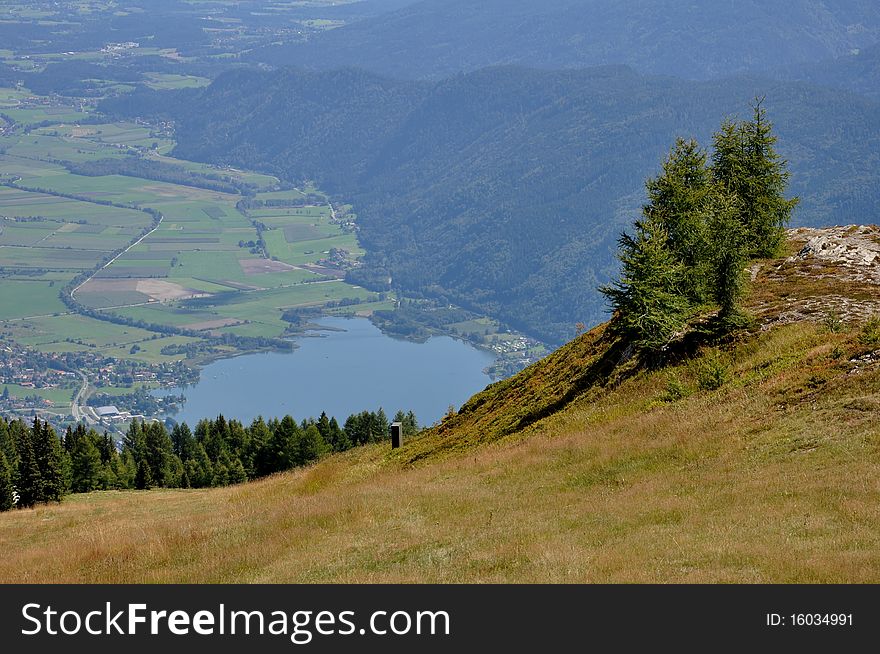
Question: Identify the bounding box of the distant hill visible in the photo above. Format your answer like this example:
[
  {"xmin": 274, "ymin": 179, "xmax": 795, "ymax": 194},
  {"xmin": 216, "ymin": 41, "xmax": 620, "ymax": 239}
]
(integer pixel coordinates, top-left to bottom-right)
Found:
[
  {"xmin": 3, "ymin": 228, "xmax": 880, "ymax": 583},
  {"xmin": 102, "ymin": 65, "xmax": 880, "ymax": 343},
  {"xmin": 248, "ymin": 0, "xmax": 880, "ymax": 80},
  {"xmin": 774, "ymin": 42, "xmax": 880, "ymax": 101}
]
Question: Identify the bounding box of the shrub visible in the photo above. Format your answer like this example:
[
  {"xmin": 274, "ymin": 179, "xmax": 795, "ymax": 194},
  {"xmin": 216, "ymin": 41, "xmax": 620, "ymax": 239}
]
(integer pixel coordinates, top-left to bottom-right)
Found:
[
  {"xmin": 822, "ymin": 310, "xmax": 845, "ymax": 334},
  {"xmin": 660, "ymin": 372, "xmax": 689, "ymax": 403},
  {"xmin": 695, "ymin": 353, "xmax": 730, "ymax": 391},
  {"xmin": 860, "ymin": 315, "xmax": 880, "ymax": 347}
]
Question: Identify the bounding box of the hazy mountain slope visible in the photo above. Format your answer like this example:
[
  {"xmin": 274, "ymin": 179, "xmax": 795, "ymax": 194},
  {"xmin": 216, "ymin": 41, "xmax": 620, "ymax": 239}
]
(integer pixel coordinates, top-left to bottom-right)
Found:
[
  {"xmin": 775, "ymin": 43, "xmax": 880, "ymax": 101},
  {"xmin": 103, "ymin": 65, "xmax": 880, "ymax": 343},
  {"xmin": 2, "ymin": 229, "xmax": 878, "ymax": 583},
  {"xmin": 249, "ymin": 0, "xmax": 880, "ymax": 80}
]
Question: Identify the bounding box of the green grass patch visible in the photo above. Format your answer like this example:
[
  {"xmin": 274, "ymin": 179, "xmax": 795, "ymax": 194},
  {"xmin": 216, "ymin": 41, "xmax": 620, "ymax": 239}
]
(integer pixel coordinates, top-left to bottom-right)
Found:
[{"xmin": 0, "ymin": 279, "xmax": 67, "ymax": 318}]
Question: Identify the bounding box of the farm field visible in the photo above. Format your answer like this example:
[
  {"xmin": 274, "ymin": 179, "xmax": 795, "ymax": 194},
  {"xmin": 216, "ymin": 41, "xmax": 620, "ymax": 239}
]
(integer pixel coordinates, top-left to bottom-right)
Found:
[{"xmin": 0, "ymin": 84, "xmax": 388, "ymax": 420}]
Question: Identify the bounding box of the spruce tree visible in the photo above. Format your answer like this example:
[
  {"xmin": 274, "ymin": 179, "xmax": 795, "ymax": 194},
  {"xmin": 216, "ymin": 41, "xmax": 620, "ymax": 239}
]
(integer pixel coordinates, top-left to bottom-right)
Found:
[
  {"xmin": 316, "ymin": 412, "xmax": 332, "ymax": 442},
  {"xmin": 190, "ymin": 442, "xmax": 214, "ymax": 488},
  {"xmin": 0, "ymin": 450, "xmax": 14, "ymax": 511},
  {"xmin": 135, "ymin": 459, "xmax": 153, "ymax": 490},
  {"xmin": 601, "ymin": 214, "xmax": 691, "ymax": 352},
  {"xmin": 328, "ymin": 416, "xmax": 350, "ymax": 452},
  {"xmin": 394, "ymin": 410, "xmax": 420, "ymax": 438},
  {"xmin": 15, "ymin": 421, "xmax": 40, "ymax": 508},
  {"xmin": 712, "ymin": 100, "xmax": 798, "ymax": 257},
  {"xmin": 143, "ymin": 422, "xmax": 174, "ymax": 487},
  {"xmin": 33, "ymin": 419, "xmax": 65, "ymax": 502},
  {"xmin": 273, "ymin": 415, "xmax": 300, "ymax": 470},
  {"xmin": 644, "ymin": 138, "xmax": 712, "ymax": 301},
  {"xmin": 373, "ymin": 408, "xmax": 390, "ymax": 443},
  {"xmin": 247, "ymin": 417, "xmax": 272, "ymax": 478},
  {"xmin": 170, "ymin": 422, "xmax": 194, "ymax": 460},
  {"xmin": 707, "ymin": 189, "xmax": 750, "ymax": 324},
  {"xmin": 0, "ymin": 418, "xmax": 16, "ymax": 472},
  {"xmin": 298, "ymin": 425, "xmax": 329, "ymax": 465},
  {"xmin": 227, "ymin": 457, "xmax": 247, "ymax": 485},
  {"xmin": 70, "ymin": 437, "xmax": 102, "ymax": 493}
]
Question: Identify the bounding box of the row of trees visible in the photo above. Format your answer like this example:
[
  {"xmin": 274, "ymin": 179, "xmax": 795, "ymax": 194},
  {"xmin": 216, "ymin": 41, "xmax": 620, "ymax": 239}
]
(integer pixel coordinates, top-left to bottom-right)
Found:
[
  {"xmin": 0, "ymin": 408, "xmax": 419, "ymax": 510},
  {"xmin": 601, "ymin": 100, "xmax": 798, "ymax": 353}
]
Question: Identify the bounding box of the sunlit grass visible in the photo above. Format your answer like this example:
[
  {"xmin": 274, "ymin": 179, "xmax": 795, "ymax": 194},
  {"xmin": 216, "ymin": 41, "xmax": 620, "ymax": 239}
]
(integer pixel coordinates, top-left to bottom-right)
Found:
[{"xmin": 1, "ymin": 315, "xmax": 878, "ymax": 583}]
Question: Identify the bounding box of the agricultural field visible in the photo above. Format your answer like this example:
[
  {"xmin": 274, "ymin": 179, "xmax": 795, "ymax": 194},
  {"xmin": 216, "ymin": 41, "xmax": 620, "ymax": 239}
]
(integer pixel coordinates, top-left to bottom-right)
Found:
[
  {"xmin": 0, "ymin": 83, "xmax": 388, "ymax": 419},
  {"xmin": 143, "ymin": 73, "xmax": 211, "ymax": 90}
]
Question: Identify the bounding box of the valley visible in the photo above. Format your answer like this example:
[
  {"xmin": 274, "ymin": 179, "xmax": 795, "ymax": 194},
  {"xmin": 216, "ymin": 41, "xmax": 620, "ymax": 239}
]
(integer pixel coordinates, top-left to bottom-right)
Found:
[{"xmin": 0, "ymin": 86, "xmax": 536, "ymax": 431}]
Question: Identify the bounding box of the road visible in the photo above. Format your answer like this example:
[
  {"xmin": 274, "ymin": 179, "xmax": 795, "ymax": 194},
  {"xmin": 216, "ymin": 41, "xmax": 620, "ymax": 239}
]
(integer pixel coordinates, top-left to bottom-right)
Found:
[
  {"xmin": 70, "ymin": 371, "xmax": 92, "ymax": 424},
  {"xmin": 70, "ymin": 214, "xmax": 164, "ymax": 301}
]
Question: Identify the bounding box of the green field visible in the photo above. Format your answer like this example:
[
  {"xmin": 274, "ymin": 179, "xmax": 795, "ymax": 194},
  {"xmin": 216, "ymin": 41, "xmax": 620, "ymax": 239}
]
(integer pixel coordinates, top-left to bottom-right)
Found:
[
  {"xmin": 143, "ymin": 73, "xmax": 211, "ymax": 90},
  {"xmin": 0, "ymin": 83, "xmax": 390, "ymax": 399},
  {"xmin": 0, "ymin": 279, "xmax": 68, "ymax": 319},
  {"xmin": 0, "ymin": 383, "xmax": 77, "ymax": 406},
  {"xmin": 2, "ymin": 106, "xmax": 90, "ymax": 126}
]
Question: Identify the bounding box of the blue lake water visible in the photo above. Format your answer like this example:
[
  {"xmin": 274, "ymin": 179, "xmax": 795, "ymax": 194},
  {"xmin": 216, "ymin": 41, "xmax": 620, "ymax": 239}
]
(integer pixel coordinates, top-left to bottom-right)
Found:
[{"xmin": 155, "ymin": 317, "xmax": 496, "ymax": 426}]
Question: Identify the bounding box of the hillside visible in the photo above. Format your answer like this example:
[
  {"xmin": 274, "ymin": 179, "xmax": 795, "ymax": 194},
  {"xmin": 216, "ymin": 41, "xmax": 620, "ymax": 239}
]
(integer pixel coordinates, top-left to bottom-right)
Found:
[
  {"xmin": 102, "ymin": 66, "xmax": 880, "ymax": 343},
  {"xmin": 2, "ymin": 227, "xmax": 879, "ymax": 583},
  {"xmin": 248, "ymin": 0, "xmax": 880, "ymax": 80},
  {"xmin": 774, "ymin": 43, "xmax": 880, "ymax": 102}
]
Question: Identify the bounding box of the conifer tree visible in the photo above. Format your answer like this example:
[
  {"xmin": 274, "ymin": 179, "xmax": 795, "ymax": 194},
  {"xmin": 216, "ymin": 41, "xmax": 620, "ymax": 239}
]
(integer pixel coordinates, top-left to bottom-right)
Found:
[
  {"xmin": 601, "ymin": 214, "xmax": 691, "ymax": 352},
  {"xmin": 373, "ymin": 408, "xmax": 390, "ymax": 443},
  {"xmin": 170, "ymin": 422, "xmax": 194, "ymax": 460},
  {"xmin": 143, "ymin": 422, "xmax": 174, "ymax": 487},
  {"xmin": 227, "ymin": 457, "xmax": 247, "ymax": 485},
  {"xmin": 644, "ymin": 138, "xmax": 712, "ymax": 301},
  {"xmin": 328, "ymin": 416, "xmax": 350, "ymax": 452},
  {"xmin": 135, "ymin": 459, "xmax": 153, "ymax": 490},
  {"xmin": 712, "ymin": 99, "xmax": 798, "ymax": 257},
  {"xmin": 247, "ymin": 417, "xmax": 272, "ymax": 478},
  {"xmin": 273, "ymin": 415, "xmax": 301, "ymax": 471},
  {"xmin": 15, "ymin": 421, "xmax": 40, "ymax": 508},
  {"xmin": 33, "ymin": 419, "xmax": 66, "ymax": 502},
  {"xmin": 707, "ymin": 189, "xmax": 749, "ymax": 324},
  {"xmin": 189, "ymin": 442, "xmax": 214, "ymax": 487},
  {"xmin": 0, "ymin": 418, "xmax": 16, "ymax": 473},
  {"xmin": 0, "ymin": 450, "xmax": 14, "ymax": 512},
  {"xmin": 118, "ymin": 450, "xmax": 138, "ymax": 490},
  {"xmin": 70, "ymin": 436, "xmax": 102, "ymax": 493},
  {"xmin": 297, "ymin": 425, "xmax": 329, "ymax": 465},
  {"xmin": 316, "ymin": 412, "xmax": 332, "ymax": 442}
]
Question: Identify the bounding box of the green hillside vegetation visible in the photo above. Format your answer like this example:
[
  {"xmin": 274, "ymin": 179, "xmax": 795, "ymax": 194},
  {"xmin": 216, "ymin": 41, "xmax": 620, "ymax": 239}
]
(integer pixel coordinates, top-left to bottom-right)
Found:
[
  {"xmin": 0, "ymin": 407, "xmax": 416, "ymax": 507},
  {"xmin": 101, "ymin": 66, "xmax": 880, "ymax": 343}
]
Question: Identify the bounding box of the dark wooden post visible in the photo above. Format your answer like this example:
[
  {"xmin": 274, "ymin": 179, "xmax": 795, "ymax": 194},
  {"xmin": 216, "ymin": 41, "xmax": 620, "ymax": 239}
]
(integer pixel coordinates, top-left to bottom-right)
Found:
[{"xmin": 390, "ymin": 422, "xmax": 403, "ymax": 449}]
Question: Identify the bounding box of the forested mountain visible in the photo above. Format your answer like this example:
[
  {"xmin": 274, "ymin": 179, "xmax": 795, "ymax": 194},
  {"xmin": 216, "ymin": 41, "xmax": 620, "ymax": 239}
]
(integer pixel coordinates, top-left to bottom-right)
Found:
[
  {"xmin": 249, "ymin": 0, "xmax": 880, "ymax": 80},
  {"xmin": 774, "ymin": 43, "xmax": 880, "ymax": 101},
  {"xmin": 102, "ymin": 66, "xmax": 880, "ymax": 343}
]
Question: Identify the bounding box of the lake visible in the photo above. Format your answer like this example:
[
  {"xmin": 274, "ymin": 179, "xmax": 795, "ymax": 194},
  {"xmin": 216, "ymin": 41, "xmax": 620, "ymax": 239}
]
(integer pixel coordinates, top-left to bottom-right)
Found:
[{"xmin": 155, "ymin": 317, "xmax": 496, "ymax": 427}]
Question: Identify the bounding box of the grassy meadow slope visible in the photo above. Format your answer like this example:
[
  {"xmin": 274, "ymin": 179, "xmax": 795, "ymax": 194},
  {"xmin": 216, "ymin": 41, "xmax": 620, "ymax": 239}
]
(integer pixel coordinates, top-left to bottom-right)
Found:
[{"xmin": 1, "ymin": 228, "xmax": 879, "ymax": 583}]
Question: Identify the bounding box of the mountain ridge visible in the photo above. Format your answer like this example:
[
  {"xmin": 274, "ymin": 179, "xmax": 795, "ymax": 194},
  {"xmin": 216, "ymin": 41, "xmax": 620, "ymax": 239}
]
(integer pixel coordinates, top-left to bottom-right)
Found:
[{"xmin": 247, "ymin": 0, "xmax": 880, "ymax": 81}]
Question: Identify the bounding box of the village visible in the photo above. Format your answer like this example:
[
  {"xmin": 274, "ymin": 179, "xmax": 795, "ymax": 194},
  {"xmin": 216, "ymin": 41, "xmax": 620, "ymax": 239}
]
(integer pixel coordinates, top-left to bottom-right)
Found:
[{"xmin": 0, "ymin": 338, "xmax": 196, "ymax": 431}]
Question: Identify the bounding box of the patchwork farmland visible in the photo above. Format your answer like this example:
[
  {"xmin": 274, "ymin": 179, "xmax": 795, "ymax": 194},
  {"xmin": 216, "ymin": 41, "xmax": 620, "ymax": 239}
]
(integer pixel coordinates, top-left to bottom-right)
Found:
[{"xmin": 0, "ymin": 87, "xmax": 392, "ymax": 422}]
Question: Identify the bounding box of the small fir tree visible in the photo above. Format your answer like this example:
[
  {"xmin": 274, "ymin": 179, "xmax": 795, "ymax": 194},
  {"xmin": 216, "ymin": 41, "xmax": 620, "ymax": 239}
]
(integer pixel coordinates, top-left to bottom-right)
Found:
[{"xmin": 601, "ymin": 214, "xmax": 691, "ymax": 352}]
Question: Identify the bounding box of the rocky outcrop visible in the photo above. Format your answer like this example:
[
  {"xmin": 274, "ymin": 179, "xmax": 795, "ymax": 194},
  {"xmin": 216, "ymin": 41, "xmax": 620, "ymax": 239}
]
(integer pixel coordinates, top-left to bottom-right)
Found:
[{"xmin": 750, "ymin": 225, "xmax": 880, "ymax": 326}]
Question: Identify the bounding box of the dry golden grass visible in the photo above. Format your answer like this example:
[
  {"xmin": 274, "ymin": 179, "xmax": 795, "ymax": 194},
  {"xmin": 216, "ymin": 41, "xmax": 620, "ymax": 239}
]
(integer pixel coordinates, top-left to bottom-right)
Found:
[{"xmin": 2, "ymin": 319, "xmax": 878, "ymax": 583}]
